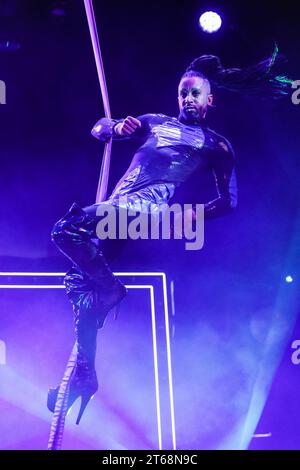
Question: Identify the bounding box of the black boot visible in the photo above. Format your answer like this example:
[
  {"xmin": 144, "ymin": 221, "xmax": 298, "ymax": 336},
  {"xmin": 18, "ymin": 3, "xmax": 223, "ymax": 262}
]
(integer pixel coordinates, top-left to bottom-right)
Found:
[
  {"xmin": 48, "ymin": 203, "xmax": 127, "ymax": 423},
  {"xmin": 48, "ymin": 271, "xmax": 99, "ymax": 423}
]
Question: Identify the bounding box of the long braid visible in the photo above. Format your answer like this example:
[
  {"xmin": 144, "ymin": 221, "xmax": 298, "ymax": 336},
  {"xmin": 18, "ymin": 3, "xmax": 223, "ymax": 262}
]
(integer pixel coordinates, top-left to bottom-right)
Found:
[{"xmin": 183, "ymin": 44, "xmax": 294, "ymax": 99}]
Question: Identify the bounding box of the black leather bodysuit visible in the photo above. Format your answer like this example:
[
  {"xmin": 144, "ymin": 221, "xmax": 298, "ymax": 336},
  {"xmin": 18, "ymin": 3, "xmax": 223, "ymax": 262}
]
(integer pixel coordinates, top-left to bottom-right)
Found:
[
  {"xmin": 52, "ymin": 112, "xmax": 238, "ymax": 331},
  {"xmin": 91, "ymin": 113, "xmax": 237, "ymax": 218}
]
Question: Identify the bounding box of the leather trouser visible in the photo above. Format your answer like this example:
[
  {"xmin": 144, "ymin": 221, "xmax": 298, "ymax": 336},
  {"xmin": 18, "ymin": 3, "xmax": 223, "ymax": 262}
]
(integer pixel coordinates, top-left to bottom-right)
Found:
[
  {"xmin": 51, "ymin": 201, "xmax": 128, "ymax": 331},
  {"xmin": 51, "ymin": 184, "xmax": 172, "ymax": 367}
]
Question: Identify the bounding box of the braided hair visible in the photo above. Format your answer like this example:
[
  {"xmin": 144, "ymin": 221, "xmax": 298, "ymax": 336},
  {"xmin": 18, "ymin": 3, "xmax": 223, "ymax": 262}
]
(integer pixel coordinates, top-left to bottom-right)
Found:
[{"xmin": 182, "ymin": 44, "xmax": 293, "ymax": 99}]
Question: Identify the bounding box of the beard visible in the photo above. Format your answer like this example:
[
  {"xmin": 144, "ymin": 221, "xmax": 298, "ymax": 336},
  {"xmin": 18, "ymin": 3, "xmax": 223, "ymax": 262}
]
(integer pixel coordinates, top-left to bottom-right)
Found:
[{"xmin": 179, "ymin": 106, "xmax": 204, "ymax": 124}]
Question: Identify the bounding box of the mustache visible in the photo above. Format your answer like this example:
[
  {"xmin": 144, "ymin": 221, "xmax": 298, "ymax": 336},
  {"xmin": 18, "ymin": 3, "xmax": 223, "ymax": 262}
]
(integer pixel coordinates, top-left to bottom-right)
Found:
[{"xmin": 184, "ymin": 106, "xmax": 198, "ymax": 112}]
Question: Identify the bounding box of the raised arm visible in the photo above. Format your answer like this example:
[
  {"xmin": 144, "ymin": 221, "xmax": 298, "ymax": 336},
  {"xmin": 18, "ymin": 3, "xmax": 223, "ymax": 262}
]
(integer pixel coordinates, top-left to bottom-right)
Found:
[{"xmin": 202, "ymin": 138, "xmax": 238, "ymax": 219}]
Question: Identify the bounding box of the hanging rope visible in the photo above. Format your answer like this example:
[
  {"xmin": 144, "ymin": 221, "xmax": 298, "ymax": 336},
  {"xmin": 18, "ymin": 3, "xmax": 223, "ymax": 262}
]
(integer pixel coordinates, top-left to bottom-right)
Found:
[
  {"xmin": 83, "ymin": 0, "xmax": 112, "ymax": 203},
  {"xmin": 48, "ymin": 0, "xmax": 112, "ymax": 449}
]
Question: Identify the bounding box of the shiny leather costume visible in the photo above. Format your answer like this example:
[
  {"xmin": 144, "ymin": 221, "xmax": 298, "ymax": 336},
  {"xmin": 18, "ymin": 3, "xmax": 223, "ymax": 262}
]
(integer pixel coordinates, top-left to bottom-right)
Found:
[
  {"xmin": 92, "ymin": 113, "xmax": 237, "ymax": 217},
  {"xmin": 49, "ymin": 113, "xmax": 237, "ymax": 433}
]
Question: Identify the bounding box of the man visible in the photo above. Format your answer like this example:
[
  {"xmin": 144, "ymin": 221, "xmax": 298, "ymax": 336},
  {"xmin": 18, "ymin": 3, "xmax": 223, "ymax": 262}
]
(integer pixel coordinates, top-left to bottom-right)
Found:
[
  {"xmin": 48, "ymin": 50, "xmax": 291, "ymax": 429},
  {"xmin": 90, "ymin": 73, "xmax": 237, "ymax": 219}
]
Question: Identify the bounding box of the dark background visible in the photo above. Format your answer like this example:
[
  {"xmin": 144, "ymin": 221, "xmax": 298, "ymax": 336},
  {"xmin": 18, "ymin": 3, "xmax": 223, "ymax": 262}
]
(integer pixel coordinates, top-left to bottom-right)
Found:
[
  {"xmin": 0, "ymin": 0, "xmax": 299, "ymax": 263},
  {"xmin": 0, "ymin": 0, "xmax": 300, "ymax": 449}
]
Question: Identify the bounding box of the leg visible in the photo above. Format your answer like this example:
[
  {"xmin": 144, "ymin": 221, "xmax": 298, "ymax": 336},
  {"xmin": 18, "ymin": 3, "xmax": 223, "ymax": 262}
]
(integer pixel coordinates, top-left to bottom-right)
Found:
[
  {"xmin": 47, "ymin": 202, "xmax": 127, "ymax": 422},
  {"xmin": 51, "ymin": 201, "xmax": 127, "ymax": 313}
]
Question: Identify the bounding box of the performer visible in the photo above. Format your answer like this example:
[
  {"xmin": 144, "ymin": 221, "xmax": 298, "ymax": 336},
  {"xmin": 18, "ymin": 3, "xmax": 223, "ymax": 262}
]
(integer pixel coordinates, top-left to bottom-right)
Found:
[{"xmin": 47, "ymin": 48, "xmax": 292, "ymax": 425}]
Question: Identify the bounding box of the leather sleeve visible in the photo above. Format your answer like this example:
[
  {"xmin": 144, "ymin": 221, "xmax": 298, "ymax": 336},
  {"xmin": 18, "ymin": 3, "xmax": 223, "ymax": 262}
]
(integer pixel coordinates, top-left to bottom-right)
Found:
[
  {"xmin": 202, "ymin": 138, "xmax": 238, "ymax": 218},
  {"xmin": 91, "ymin": 114, "xmax": 151, "ymax": 142}
]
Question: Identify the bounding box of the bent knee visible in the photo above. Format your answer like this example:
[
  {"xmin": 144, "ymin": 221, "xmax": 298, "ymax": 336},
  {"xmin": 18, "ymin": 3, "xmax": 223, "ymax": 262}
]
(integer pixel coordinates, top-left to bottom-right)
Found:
[{"xmin": 51, "ymin": 220, "xmax": 67, "ymax": 246}]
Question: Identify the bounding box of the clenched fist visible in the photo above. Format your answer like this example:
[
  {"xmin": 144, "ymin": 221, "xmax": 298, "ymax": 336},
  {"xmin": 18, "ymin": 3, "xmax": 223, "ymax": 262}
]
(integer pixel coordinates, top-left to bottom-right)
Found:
[{"xmin": 114, "ymin": 116, "xmax": 142, "ymax": 136}]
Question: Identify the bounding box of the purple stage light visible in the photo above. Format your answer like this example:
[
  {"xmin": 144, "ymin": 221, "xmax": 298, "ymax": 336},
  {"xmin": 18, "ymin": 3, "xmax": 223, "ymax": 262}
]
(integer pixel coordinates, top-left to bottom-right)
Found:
[
  {"xmin": 199, "ymin": 11, "xmax": 222, "ymax": 33},
  {"xmin": 0, "ymin": 271, "xmax": 176, "ymax": 450},
  {"xmin": 285, "ymin": 275, "xmax": 293, "ymax": 283}
]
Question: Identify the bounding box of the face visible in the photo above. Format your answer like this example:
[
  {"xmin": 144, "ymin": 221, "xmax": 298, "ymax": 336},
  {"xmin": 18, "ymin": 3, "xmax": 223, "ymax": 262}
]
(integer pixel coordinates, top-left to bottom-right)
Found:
[{"xmin": 178, "ymin": 75, "xmax": 213, "ymax": 123}]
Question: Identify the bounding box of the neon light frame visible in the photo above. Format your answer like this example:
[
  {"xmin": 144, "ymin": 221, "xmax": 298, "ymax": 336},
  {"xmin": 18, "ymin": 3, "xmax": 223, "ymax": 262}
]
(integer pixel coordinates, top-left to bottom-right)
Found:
[{"xmin": 0, "ymin": 271, "xmax": 176, "ymax": 450}]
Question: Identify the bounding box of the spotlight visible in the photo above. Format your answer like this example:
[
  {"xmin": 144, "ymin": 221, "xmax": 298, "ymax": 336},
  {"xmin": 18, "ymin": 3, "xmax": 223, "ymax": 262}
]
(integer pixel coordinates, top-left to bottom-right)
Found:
[
  {"xmin": 285, "ymin": 275, "xmax": 293, "ymax": 283},
  {"xmin": 199, "ymin": 11, "xmax": 222, "ymax": 33}
]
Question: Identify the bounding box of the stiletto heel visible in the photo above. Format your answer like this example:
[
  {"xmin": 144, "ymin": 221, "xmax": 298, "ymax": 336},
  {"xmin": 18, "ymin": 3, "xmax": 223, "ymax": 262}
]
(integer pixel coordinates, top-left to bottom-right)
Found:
[
  {"xmin": 47, "ymin": 363, "xmax": 98, "ymax": 419},
  {"xmin": 76, "ymin": 392, "xmax": 95, "ymax": 425}
]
